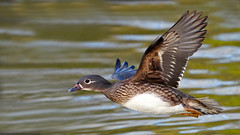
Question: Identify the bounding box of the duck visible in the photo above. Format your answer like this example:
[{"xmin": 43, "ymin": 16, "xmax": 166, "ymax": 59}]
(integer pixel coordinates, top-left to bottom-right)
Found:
[{"xmin": 68, "ymin": 10, "xmax": 223, "ymax": 118}]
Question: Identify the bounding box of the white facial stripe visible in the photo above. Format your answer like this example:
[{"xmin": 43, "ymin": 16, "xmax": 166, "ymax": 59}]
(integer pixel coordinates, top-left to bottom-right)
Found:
[{"xmin": 77, "ymin": 83, "xmax": 83, "ymax": 89}]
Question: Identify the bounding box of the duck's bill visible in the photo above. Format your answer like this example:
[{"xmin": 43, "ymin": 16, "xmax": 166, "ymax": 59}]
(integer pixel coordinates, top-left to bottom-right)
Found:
[{"xmin": 68, "ymin": 83, "xmax": 83, "ymax": 92}]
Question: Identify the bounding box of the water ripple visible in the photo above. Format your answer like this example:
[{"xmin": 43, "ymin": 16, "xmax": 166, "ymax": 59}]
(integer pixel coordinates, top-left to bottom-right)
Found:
[
  {"xmin": 188, "ymin": 69, "xmax": 218, "ymax": 75},
  {"xmin": 110, "ymin": 0, "xmax": 176, "ymax": 5},
  {"xmin": 25, "ymin": 40, "xmax": 142, "ymax": 48},
  {"xmin": 154, "ymin": 113, "xmax": 240, "ymax": 126},
  {"xmin": 0, "ymin": 40, "xmax": 142, "ymax": 48},
  {"xmin": 180, "ymin": 120, "xmax": 240, "ymax": 133},
  {"xmin": 27, "ymin": 19, "xmax": 174, "ymax": 30},
  {"xmin": 213, "ymin": 32, "xmax": 240, "ymax": 41},
  {"xmin": 0, "ymin": 28, "xmax": 35, "ymax": 36},
  {"xmin": 0, "ymin": 68, "xmax": 112, "ymax": 76},
  {"xmin": 179, "ymin": 78, "xmax": 237, "ymax": 89},
  {"xmin": 192, "ymin": 46, "xmax": 240, "ymax": 63},
  {"xmin": 192, "ymin": 86, "xmax": 240, "ymax": 95},
  {"xmin": 114, "ymin": 34, "xmax": 159, "ymax": 41}
]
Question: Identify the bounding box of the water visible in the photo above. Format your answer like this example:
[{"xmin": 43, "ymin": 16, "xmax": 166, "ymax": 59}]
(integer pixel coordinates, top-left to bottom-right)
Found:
[{"xmin": 1, "ymin": 0, "xmax": 240, "ymax": 134}]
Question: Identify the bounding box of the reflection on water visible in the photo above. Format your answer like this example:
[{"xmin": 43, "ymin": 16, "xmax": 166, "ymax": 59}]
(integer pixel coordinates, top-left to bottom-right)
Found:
[
  {"xmin": 0, "ymin": 40, "xmax": 142, "ymax": 48},
  {"xmin": 114, "ymin": 34, "xmax": 159, "ymax": 41},
  {"xmin": 193, "ymin": 86, "xmax": 240, "ymax": 95},
  {"xmin": 25, "ymin": 40, "xmax": 142, "ymax": 48},
  {"xmin": 188, "ymin": 69, "xmax": 217, "ymax": 75},
  {"xmin": 192, "ymin": 46, "xmax": 240, "ymax": 63},
  {"xmin": 0, "ymin": 0, "xmax": 240, "ymax": 134},
  {"xmin": 0, "ymin": 28, "xmax": 35, "ymax": 36},
  {"xmin": 214, "ymin": 32, "xmax": 240, "ymax": 41},
  {"xmin": 179, "ymin": 79, "xmax": 237, "ymax": 89},
  {"xmin": 111, "ymin": 0, "xmax": 176, "ymax": 5},
  {"xmin": 30, "ymin": 19, "xmax": 174, "ymax": 30}
]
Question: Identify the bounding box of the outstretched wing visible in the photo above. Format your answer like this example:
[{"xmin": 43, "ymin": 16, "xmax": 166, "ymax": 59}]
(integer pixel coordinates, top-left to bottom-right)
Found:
[
  {"xmin": 131, "ymin": 11, "xmax": 207, "ymax": 88},
  {"xmin": 112, "ymin": 58, "xmax": 137, "ymax": 80}
]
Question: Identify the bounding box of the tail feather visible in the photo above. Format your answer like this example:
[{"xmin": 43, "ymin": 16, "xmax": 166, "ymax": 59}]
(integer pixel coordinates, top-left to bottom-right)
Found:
[{"xmin": 187, "ymin": 97, "xmax": 223, "ymax": 115}]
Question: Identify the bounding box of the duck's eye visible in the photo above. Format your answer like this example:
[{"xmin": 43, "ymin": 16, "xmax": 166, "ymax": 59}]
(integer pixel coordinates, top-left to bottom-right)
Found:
[{"xmin": 84, "ymin": 79, "xmax": 91, "ymax": 84}]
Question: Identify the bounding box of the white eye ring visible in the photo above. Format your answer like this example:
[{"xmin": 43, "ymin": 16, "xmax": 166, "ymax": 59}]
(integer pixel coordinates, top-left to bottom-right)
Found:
[{"xmin": 84, "ymin": 79, "xmax": 91, "ymax": 84}]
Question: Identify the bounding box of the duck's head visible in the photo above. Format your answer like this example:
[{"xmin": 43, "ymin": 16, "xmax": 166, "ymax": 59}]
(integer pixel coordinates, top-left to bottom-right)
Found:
[{"xmin": 68, "ymin": 75, "xmax": 112, "ymax": 92}]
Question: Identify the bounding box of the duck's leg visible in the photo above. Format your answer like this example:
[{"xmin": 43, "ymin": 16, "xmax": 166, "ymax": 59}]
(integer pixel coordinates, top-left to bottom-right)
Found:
[
  {"xmin": 180, "ymin": 113, "xmax": 199, "ymax": 118},
  {"xmin": 180, "ymin": 107, "xmax": 203, "ymax": 118}
]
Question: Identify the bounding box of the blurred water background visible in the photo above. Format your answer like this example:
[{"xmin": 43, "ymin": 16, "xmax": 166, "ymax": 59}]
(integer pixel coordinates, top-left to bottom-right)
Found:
[{"xmin": 0, "ymin": 0, "xmax": 240, "ymax": 134}]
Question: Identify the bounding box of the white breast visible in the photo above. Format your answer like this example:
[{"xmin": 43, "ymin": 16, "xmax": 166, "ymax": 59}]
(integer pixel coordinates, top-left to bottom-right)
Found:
[{"xmin": 123, "ymin": 93, "xmax": 186, "ymax": 114}]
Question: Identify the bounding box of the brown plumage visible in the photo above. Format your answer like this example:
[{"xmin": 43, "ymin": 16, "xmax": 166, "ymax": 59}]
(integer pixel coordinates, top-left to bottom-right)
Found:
[
  {"xmin": 132, "ymin": 10, "xmax": 207, "ymax": 88},
  {"xmin": 68, "ymin": 11, "xmax": 223, "ymax": 118}
]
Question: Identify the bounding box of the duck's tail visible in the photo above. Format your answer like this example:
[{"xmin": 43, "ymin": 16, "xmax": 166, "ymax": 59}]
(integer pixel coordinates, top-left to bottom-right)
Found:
[
  {"xmin": 194, "ymin": 97, "xmax": 223, "ymax": 114},
  {"xmin": 185, "ymin": 97, "xmax": 223, "ymax": 115}
]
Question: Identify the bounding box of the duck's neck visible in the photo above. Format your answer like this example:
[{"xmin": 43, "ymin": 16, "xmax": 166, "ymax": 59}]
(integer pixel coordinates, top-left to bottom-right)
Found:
[
  {"xmin": 95, "ymin": 81, "xmax": 113, "ymax": 93},
  {"xmin": 100, "ymin": 81, "xmax": 129, "ymax": 104}
]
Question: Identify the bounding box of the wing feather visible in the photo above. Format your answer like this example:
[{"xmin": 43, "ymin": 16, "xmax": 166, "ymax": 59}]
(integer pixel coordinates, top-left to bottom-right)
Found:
[
  {"xmin": 112, "ymin": 59, "xmax": 137, "ymax": 80},
  {"xmin": 131, "ymin": 11, "xmax": 207, "ymax": 88}
]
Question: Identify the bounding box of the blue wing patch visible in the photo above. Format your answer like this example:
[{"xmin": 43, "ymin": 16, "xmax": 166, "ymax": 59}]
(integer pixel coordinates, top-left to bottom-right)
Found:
[{"xmin": 112, "ymin": 58, "xmax": 137, "ymax": 80}]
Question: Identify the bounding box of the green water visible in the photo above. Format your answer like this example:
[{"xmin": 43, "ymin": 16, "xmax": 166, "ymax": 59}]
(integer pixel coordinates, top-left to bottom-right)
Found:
[{"xmin": 0, "ymin": 0, "xmax": 240, "ymax": 134}]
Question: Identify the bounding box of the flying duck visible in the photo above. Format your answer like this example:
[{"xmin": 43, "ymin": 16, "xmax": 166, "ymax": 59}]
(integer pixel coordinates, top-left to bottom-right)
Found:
[{"xmin": 68, "ymin": 11, "xmax": 223, "ymax": 118}]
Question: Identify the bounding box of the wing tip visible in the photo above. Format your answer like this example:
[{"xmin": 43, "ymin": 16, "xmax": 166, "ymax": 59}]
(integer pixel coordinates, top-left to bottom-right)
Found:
[
  {"xmin": 115, "ymin": 58, "xmax": 121, "ymax": 71},
  {"xmin": 122, "ymin": 62, "xmax": 128, "ymax": 69},
  {"xmin": 184, "ymin": 10, "xmax": 208, "ymax": 21},
  {"xmin": 191, "ymin": 10, "xmax": 197, "ymax": 14}
]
